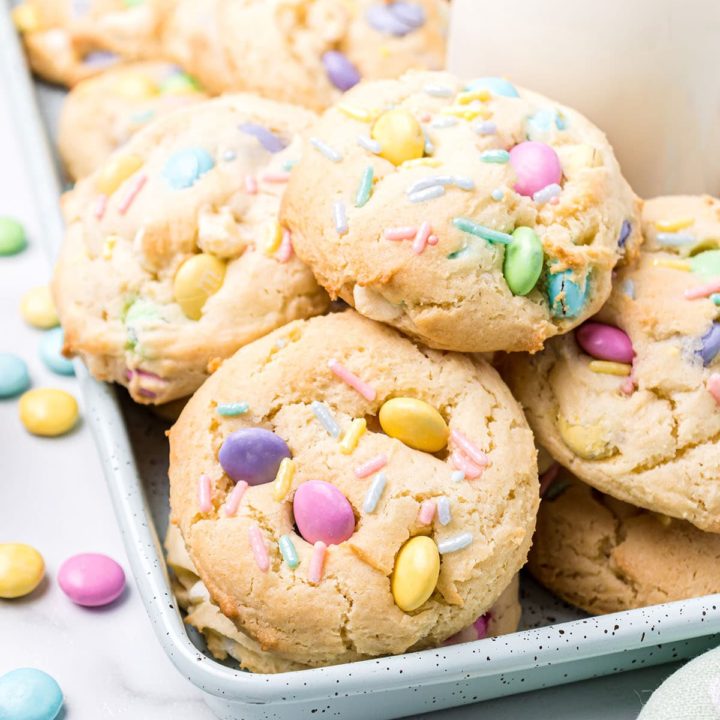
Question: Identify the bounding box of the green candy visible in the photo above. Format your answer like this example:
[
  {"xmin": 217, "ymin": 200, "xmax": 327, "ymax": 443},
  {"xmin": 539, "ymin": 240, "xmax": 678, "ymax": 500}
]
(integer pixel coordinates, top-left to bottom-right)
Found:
[
  {"xmin": 690, "ymin": 249, "xmax": 720, "ymax": 277},
  {"xmin": 503, "ymin": 227, "xmax": 544, "ymax": 295},
  {"xmin": 0, "ymin": 217, "xmax": 27, "ymax": 256}
]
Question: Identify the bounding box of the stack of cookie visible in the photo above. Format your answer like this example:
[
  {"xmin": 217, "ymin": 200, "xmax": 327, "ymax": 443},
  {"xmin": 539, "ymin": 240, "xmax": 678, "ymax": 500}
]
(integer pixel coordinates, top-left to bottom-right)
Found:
[{"xmin": 18, "ymin": 0, "xmax": 719, "ymax": 674}]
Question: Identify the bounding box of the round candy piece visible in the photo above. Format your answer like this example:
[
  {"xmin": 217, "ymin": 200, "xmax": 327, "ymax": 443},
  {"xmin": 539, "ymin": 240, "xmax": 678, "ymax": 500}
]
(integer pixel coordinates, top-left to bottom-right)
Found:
[
  {"xmin": 371, "ymin": 109, "xmax": 425, "ymax": 166},
  {"xmin": 96, "ymin": 154, "xmax": 143, "ymax": 195},
  {"xmin": 58, "ymin": 553, "xmax": 125, "ymax": 607},
  {"xmin": 322, "ymin": 51, "xmax": 360, "ymax": 91},
  {"xmin": 20, "ymin": 286, "xmax": 59, "ymax": 329},
  {"xmin": 173, "ymin": 253, "xmax": 226, "ymax": 320},
  {"xmin": 391, "ymin": 535, "xmax": 440, "ymax": 612},
  {"xmin": 547, "ymin": 269, "xmax": 589, "ymax": 318},
  {"xmin": 557, "ymin": 416, "xmax": 615, "ymax": 460},
  {"xmin": 0, "ymin": 353, "xmax": 31, "ymax": 398},
  {"xmin": 293, "ymin": 480, "xmax": 355, "ymax": 546},
  {"xmin": 0, "ymin": 668, "xmax": 63, "ymax": 720},
  {"xmin": 219, "ymin": 428, "xmax": 291, "ymax": 486},
  {"xmin": 503, "ymin": 227, "xmax": 544, "ymax": 296},
  {"xmin": 575, "ymin": 322, "xmax": 634, "ymax": 364},
  {"xmin": 0, "ymin": 543, "xmax": 44, "ymax": 598},
  {"xmin": 0, "ymin": 216, "xmax": 27, "ymax": 256},
  {"xmin": 700, "ymin": 322, "xmax": 720, "ymax": 366},
  {"xmin": 691, "ymin": 249, "xmax": 720, "ymax": 277},
  {"xmin": 163, "ymin": 147, "xmax": 215, "ymax": 189},
  {"xmin": 19, "ymin": 388, "xmax": 79, "ymax": 437},
  {"xmin": 39, "ymin": 328, "xmax": 75, "ymax": 376},
  {"xmin": 113, "ymin": 73, "xmax": 158, "ymax": 99},
  {"xmin": 160, "ymin": 71, "xmax": 200, "ymax": 95},
  {"xmin": 465, "ymin": 77, "xmax": 519, "ymax": 98},
  {"xmin": 378, "ymin": 397, "xmax": 448, "ymax": 452},
  {"xmin": 509, "ymin": 141, "xmax": 562, "ymax": 197}
]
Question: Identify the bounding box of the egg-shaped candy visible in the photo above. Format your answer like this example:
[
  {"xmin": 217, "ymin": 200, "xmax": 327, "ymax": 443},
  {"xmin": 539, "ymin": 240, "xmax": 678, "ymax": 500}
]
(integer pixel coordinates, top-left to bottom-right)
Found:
[{"xmin": 293, "ymin": 480, "xmax": 355, "ymax": 546}]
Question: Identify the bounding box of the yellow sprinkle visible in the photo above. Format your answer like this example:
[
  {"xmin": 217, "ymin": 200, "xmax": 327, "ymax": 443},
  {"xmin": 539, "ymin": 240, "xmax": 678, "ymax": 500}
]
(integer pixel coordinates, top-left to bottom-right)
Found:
[
  {"xmin": 262, "ymin": 222, "xmax": 283, "ymax": 255},
  {"xmin": 400, "ymin": 158, "xmax": 442, "ymax": 169},
  {"xmin": 102, "ymin": 235, "xmax": 119, "ymax": 260},
  {"xmin": 589, "ymin": 360, "xmax": 632, "ymax": 376},
  {"xmin": 339, "ymin": 418, "xmax": 367, "ymax": 454},
  {"xmin": 442, "ymin": 104, "xmax": 491, "ymax": 121},
  {"xmin": 12, "ymin": 4, "xmax": 40, "ymax": 32},
  {"xmin": 272, "ymin": 458, "xmax": 295, "ymax": 501},
  {"xmin": 337, "ymin": 103, "xmax": 372, "ymax": 122},
  {"xmin": 456, "ymin": 89, "xmax": 491, "ymax": 105},
  {"xmin": 655, "ymin": 217, "xmax": 694, "ymax": 233},
  {"xmin": 652, "ymin": 258, "xmax": 691, "ymax": 271}
]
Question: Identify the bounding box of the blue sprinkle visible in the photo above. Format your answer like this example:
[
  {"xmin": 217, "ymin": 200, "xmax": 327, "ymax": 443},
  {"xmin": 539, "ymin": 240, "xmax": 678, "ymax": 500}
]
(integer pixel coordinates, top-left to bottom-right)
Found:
[
  {"xmin": 526, "ymin": 108, "xmax": 567, "ymax": 140},
  {"xmin": 452, "ymin": 217, "xmax": 513, "ymax": 245},
  {"xmin": 408, "ymin": 185, "xmax": 446, "ymax": 203},
  {"xmin": 222, "ymin": 150, "xmax": 237, "ymax": 162},
  {"xmin": 479, "ymin": 149, "xmax": 509, "ymax": 164},
  {"xmin": 406, "ymin": 175, "xmax": 474, "ymax": 196},
  {"xmin": 363, "ymin": 472, "xmax": 387, "ymax": 513},
  {"xmin": 279, "ymin": 535, "xmax": 299, "ymax": 569},
  {"xmin": 310, "ymin": 137, "xmax": 343, "ymax": 163},
  {"xmin": 333, "ymin": 201, "xmax": 348, "ymax": 235},
  {"xmin": 355, "ymin": 166, "xmax": 374, "ymax": 208},
  {"xmin": 437, "ymin": 532, "xmax": 473, "ymax": 554},
  {"xmin": 547, "ymin": 269, "xmax": 590, "ymax": 318},
  {"xmin": 238, "ymin": 123, "xmax": 287, "ymax": 153},
  {"xmin": 357, "ymin": 135, "xmax": 382, "ymax": 154},
  {"xmin": 163, "ymin": 147, "xmax": 215, "ymax": 189},
  {"xmin": 465, "ymin": 77, "xmax": 519, "ymax": 98},
  {"xmin": 40, "ymin": 328, "xmax": 75, "ymax": 376},
  {"xmin": 424, "ymin": 84, "xmax": 454, "ymax": 98},
  {"xmin": 491, "ymin": 188, "xmax": 504, "ymax": 201},
  {"xmin": 622, "ymin": 279, "xmax": 636, "ymax": 299},
  {"xmin": 618, "ymin": 219, "xmax": 632, "ymax": 247},
  {"xmin": 533, "ymin": 183, "xmax": 562, "ymax": 204},
  {"xmin": 311, "ymin": 401, "xmax": 341, "ymax": 438},
  {"xmin": 430, "ymin": 117, "xmax": 458, "ymax": 129},
  {"xmin": 656, "ymin": 232, "xmax": 695, "ymax": 247},
  {"xmin": 474, "ymin": 120, "xmax": 497, "ymax": 135},
  {"xmin": 423, "ymin": 130, "xmax": 435, "ymax": 156},
  {"xmin": 217, "ymin": 402, "xmax": 249, "ymax": 417},
  {"xmin": 451, "ymin": 470, "xmax": 465, "ymax": 482},
  {"xmin": 700, "ymin": 322, "xmax": 720, "ymax": 366},
  {"xmin": 282, "ymin": 159, "xmax": 297, "ymax": 171},
  {"xmin": 437, "ymin": 496, "xmax": 451, "ymax": 526}
]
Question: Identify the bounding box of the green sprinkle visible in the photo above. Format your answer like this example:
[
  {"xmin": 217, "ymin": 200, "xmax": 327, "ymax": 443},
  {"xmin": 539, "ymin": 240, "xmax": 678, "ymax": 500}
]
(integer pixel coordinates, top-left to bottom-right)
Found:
[
  {"xmin": 282, "ymin": 159, "xmax": 298, "ymax": 172},
  {"xmin": 452, "ymin": 217, "xmax": 512, "ymax": 245},
  {"xmin": 479, "ymin": 149, "xmax": 510, "ymax": 163},
  {"xmin": 217, "ymin": 402, "xmax": 249, "ymax": 417},
  {"xmin": 447, "ymin": 245, "xmax": 470, "ymax": 260},
  {"xmin": 355, "ymin": 166, "xmax": 374, "ymax": 208},
  {"xmin": 544, "ymin": 478, "xmax": 570, "ymax": 501},
  {"xmin": 279, "ymin": 534, "xmax": 299, "ymax": 569}
]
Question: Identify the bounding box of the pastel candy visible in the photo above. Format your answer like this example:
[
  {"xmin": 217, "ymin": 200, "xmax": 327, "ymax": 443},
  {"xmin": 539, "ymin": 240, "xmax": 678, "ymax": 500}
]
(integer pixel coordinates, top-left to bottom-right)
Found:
[
  {"xmin": 576, "ymin": 322, "xmax": 635, "ymax": 364},
  {"xmin": 58, "ymin": 553, "xmax": 125, "ymax": 607},
  {"xmin": 466, "ymin": 77, "xmax": 519, "ymax": 98},
  {"xmin": 0, "ymin": 216, "xmax": 27, "ymax": 255},
  {"xmin": 39, "ymin": 328, "xmax": 74, "ymax": 376},
  {"xmin": 557, "ymin": 416, "xmax": 616, "ymax": 460},
  {"xmin": 163, "ymin": 147, "xmax": 215, "ymax": 189},
  {"xmin": 19, "ymin": 388, "xmax": 79, "ymax": 437},
  {"xmin": 0, "ymin": 353, "xmax": 30, "ymax": 397},
  {"xmin": 293, "ymin": 480, "xmax": 355, "ymax": 546},
  {"xmin": 509, "ymin": 141, "xmax": 562, "ymax": 197},
  {"xmin": 238, "ymin": 123, "xmax": 287, "ymax": 153},
  {"xmin": 379, "ymin": 397, "xmax": 448, "ymax": 452},
  {"xmin": 391, "ymin": 535, "xmax": 440, "ymax": 612},
  {"xmin": 219, "ymin": 428, "xmax": 291, "ymax": 485},
  {"xmin": 113, "ymin": 73, "xmax": 158, "ymax": 99},
  {"xmin": 547, "ymin": 269, "xmax": 589, "ymax": 318},
  {"xmin": 0, "ymin": 543, "xmax": 44, "ymax": 598},
  {"xmin": 0, "ymin": 668, "xmax": 63, "ymax": 720},
  {"xmin": 322, "ymin": 51, "xmax": 360, "ymax": 91},
  {"xmin": 371, "ymin": 109, "xmax": 425, "ymax": 166},
  {"xmin": 503, "ymin": 227, "xmax": 543, "ymax": 296},
  {"xmin": 700, "ymin": 322, "xmax": 720, "ymax": 366},
  {"xmin": 160, "ymin": 71, "xmax": 200, "ymax": 95},
  {"xmin": 20, "ymin": 286, "xmax": 59, "ymax": 329},
  {"xmin": 96, "ymin": 154, "xmax": 143, "ymax": 195},
  {"xmin": 173, "ymin": 253, "xmax": 226, "ymax": 320},
  {"xmin": 365, "ymin": 2, "xmax": 425, "ymax": 36},
  {"xmin": 691, "ymin": 249, "xmax": 720, "ymax": 277}
]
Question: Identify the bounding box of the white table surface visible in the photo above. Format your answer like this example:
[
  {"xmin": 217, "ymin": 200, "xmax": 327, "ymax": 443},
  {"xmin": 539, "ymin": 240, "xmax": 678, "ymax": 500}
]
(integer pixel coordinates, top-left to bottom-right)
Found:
[{"xmin": 0, "ymin": 65, "xmax": 683, "ymax": 720}]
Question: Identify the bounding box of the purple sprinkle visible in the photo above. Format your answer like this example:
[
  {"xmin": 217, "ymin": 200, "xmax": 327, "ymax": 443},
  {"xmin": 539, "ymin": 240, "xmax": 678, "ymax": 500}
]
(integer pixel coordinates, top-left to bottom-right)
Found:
[
  {"xmin": 322, "ymin": 51, "xmax": 361, "ymax": 91},
  {"xmin": 618, "ymin": 220, "xmax": 632, "ymax": 247},
  {"xmin": 82, "ymin": 51, "xmax": 119, "ymax": 68},
  {"xmin": 700, "ymin": 322, "xmax": 720, "ymax": 366},
  {"xmin": 238, "ymin": 123, "xmax": 287, "ymax": 153},
  {"xmin": 366, "ymin": 2, "xmax": 425, "ymax": 36}
]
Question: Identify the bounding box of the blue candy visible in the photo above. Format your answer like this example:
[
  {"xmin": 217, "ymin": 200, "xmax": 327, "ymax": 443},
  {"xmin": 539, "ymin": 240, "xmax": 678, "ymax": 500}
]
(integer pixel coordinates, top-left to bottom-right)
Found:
[
  {"xmin": 162, "ymin": 147, "xmax": 215, "ymax": 189},
  {"xmin": 0, "ymin": 668, "xmax": 63, "ymax": 720},
  {"xmin": 526, "ymin": 108, "xmax": 567, "ymax": 140},
  {"xmin": 700, "ymin": 322, "xmax": 720, "ymax": 366},
  {"xmin": 0, "ymin": 353, "xmax": 30, "ymax": 398},
  {"xmin": 466, "ymin": 77, "xmax": 519, "ymax": 98},
  {"xmin": 39, "ymin": 328, "xmax": 74, "ymax": 376},
  {"xmin": 547, "ymin": 269, "xmax": 590, "ymax": 318}
]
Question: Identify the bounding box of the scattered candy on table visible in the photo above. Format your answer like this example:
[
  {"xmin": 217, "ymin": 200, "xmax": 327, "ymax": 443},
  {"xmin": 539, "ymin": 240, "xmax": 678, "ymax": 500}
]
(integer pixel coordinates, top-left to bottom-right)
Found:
[
  {"xmin": 39, "ymin": 327, "xmax": 74, "ymax": 376},
  {"xmin": 0, "ymin": 543, "xmax": 45, "ymax": 598},
  {"xmin": 0, "ymin": 216, "xmax": 27, "ymax": 256},
  {"xmin": 57, "ymin": 553, "xmax": 126, "ymax": 607},
  {"xmin": 0, "ymin": 668, "xmax": 63, "ymax": 720},
  {"xmin": 0, "ymin": 353, "xmax": 31, "ymax": 397},
  {"xmin": 19, "ymin": 286, "xmax": 59, "ymax": 329},
  {"xmin": 19, "ymin": 388, "xmax": 79, "ymax": 437}
]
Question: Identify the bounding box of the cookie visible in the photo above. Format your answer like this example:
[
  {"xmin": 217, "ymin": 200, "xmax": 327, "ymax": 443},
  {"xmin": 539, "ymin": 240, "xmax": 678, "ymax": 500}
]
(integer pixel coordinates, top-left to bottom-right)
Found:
[
  {"xmin": 13, "ymin": 0, "xmax": 173, "ymax": 87},
  {"xmin": 53, "ymin": 94, "xmax": 329, "ymax": 404},
  {"xmin": 505, "ymin": 196, "xmax": 720, "ymax": 531},
  {"xmin": 529, "ymin": 471, "xmax": 720, "ymax": 615},
  {"xmin": 58, "ymin": 61, "xmax": 206, "ymax": 180},
  {"xmin": 167, "ymin": 310, "xmax": 538, "ymax": 669},
  {"xmin": 162, "ymin": 0, "xmax": 447, "ymax": 110},
  {"xmin": 165, "ymin": 523, "xmax": 522, "ymax": 673},
  {"xmin": 281, "ymin": 71, "xmax": 641, "ymax": 353}
]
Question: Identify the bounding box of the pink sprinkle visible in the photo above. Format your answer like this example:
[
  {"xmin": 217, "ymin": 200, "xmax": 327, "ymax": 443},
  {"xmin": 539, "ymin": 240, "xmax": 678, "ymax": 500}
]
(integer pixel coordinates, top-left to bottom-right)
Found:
[
  {"xmin": 118, "ymin": 173, "xmax": 147, "ymax": 215},
  {"xmin": 450, "ymin": 450, "xmax": 484, "ymax": 480},
  {"xmin": 198, "ymin": 474, "xmax": 212, "ymax": 513},
  {"xmin": 473, "ymin": 612, "xmax": 491, "ymax": 639},
  {"xmin": 138, "ymin": 388, "xmax": 157, "ymax": 399},
  {"xmin": 539, "ymin": 463, "xmax": 560, "ymax": 497},
  {"xmin": 248, "ymin": 525, "xmax": 269, "ymax": 572},
  {"xmin": 418, "ymin": 499, "xmax": 436, "ymax": 525},
  {"xmin": 684, "ymin": 280, "xmax": 720, "ymax": 300},
  {"xmin": 244, "ymin": 175, "xmax": 258, "ymax": 194},
  {"xmin": 620, "ymin": 374, "xmax": 636, "ymax": 396},
  {"xmin": 450, "ymin": 429, "xmax": 489, "ymax": 467},
  {"xmin": 276, "ymin": 229, "xmax": 294, "ymax": 263},
  {"xmin": 427, "ymin": 234, "xmax": 439, "ymax": 246},
  {"xmin": 419, "ymin": 112, "xmax": 432, "ymax": 123},
  {"xmin": 412, "ymin": 221, "xmax": 432, "ymax": 255},
  {"xmin": 94, "ymin": 194, "xmax": 107, "ymax": 220},
  {"xmin": 384, "ymin": 226, "xmax": 418, "ymax": 241},
  {"xmin": 261, "ymin": 171, "xmax": 291, "ymax": 183},
  {"xmin": 328, "ymin": 358, "xmax": 376, "ymax": 401},
  {"xmin": 224, "ymin": 480, "xmax": 249, "ymax": 517},
  {"xmin": 550, "ymin": 197, "xmax": 559, "ymax": 205},
  {"xmin": 708, "ymin": 373, "xmax": 720, "ymax": 405},
  {"xmin": 308, "ymin": 541, "xmax": 327, "ymax": 583},
  {"xmin": 354, "ymin": 454, "xmax": 387, "ymax": 478}
]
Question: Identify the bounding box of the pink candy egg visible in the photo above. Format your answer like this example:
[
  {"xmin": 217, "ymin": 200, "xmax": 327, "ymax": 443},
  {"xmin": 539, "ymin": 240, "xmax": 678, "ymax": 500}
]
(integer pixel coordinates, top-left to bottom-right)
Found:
[
  {"xmin": 58, "ymin": 553, "xmax": 125, "ymax": 607},
  {"xmin": 293, "ymin": 480, "xmax": 355, "ymax": 546},
  {"xmin": 576, "ymin": 322, "xmax": 635, "ymax": 363},
  {"xmin": 509, "ymin": 141, "xmax": 562, "ymax": 197}
]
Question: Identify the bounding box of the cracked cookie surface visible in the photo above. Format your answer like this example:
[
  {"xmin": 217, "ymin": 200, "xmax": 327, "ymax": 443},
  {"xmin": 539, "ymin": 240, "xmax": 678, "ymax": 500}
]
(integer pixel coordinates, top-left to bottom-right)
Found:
[{"xmin": 168, "ymin": 310, "xmax": 538, "ymax": 669}]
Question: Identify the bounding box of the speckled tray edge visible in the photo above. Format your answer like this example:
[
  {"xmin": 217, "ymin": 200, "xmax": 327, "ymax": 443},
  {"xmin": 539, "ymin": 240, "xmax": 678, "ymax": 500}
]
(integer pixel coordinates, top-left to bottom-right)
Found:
[{"xmin": 4, "ymin": 5, "xmax": 720, "ymax": 718}]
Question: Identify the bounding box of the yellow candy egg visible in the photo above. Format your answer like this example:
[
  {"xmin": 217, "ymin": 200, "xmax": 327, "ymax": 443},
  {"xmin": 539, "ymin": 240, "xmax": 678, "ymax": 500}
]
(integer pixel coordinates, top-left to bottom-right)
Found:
[
  {"xmin": 12, "ymin": 4, "xmax": 40, "ymax": 32},
  {"xmin": 371, "ymin": 109, "xmax": 425, "ymax": 166},
  {"xmin": 391, "ymin": 536, "xmax": 440, "ymax": 612},
  {"xmin": 557, "ymin": 415, "xmax": 616, "ymax": 460},
  {"xmin": 113, "ymin": 74, "xmax": 159, "ymax": 100},
  {"xmin": 96, "ymin": 154, "xmax": 143, "ymax": 195},
  {"xmin": 20, "ymin": 286, "xmax": 59, "ymax": 329},
  {"xmin": 379, "ymin": 397, "xmax": 448, "ymax": 452},
  {"xmin": 0, "ymin": 543, "xmax": 45, "ymax": 598},
  {"xmin": 173, "ymin": 253, "xmax": 226, "ymax": 320},
  {"xmin": 19, "ymin": 388, "xmax": 79, "ymax": 437}
]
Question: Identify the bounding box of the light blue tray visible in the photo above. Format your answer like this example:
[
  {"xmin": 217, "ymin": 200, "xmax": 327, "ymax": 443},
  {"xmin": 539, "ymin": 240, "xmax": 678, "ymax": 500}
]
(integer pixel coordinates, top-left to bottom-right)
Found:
[{"xmin": 3, "ymin": 4, "xmax": 719, "ymax": 718}]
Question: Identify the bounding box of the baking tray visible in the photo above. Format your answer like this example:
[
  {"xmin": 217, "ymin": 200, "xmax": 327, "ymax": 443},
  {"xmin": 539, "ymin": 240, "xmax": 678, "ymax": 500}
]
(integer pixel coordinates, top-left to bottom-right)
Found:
[{"xmin": 3, "ymin": 5, "xmax": 720, "ymax": 718}]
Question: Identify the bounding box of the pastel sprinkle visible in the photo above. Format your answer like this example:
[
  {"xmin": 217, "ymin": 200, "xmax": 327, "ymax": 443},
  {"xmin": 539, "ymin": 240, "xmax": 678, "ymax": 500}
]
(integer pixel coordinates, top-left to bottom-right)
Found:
[
  {"xmin": 684, "ymin": 279, "xmax": 720, "ymax": 300},
  {"xmin": 385, "ymin": 226, "xmax": 417, "ymax": 241},
  {"xmin": 117, "ymin": 173, "xmax": 147, "ymax": 214},
  {"xmin": 423, "ymin": 132, "xmax": 434, "ymax": 156},
  {"xmin": 479, "ymin": 149, "xmax": 509, "ymax": 163},
  {"xmin": 223, "ymin": 480, "xmax": 248, "ymax": 517},
  {"xmin": 655, "ymin": 217, "xmax": 694, "ymax": 232},
  {"xmin": 261, "ymin": 171, "xmax": 291, "ymax": 183},
  {"xmin": 272, "ymin": 458, "xmax": 296, "ymax": 501},
  {"xmin": 94, "ymin": 194, "xmax": 107, "ymax": 219},
  {"xmin": 408, "ymin": 185, "xmax": 445, "ymax": 203},
  {"xmin": 437, "ymin": 532, "xmax": 473, "ymax": 554},
  {"xmin": 589, "ymin": 360, "xmax": 632, "ymax": 376},
  {"xmin": 401, "ymin": 158, "xmax": 441, "ymax": 169},
  {"xmin": 452, "ymin": 218, "xmax": 512, "ymax": 245},
  {"xmin": 491, "ymin": 188, "xmax": 504, "ymax": 201},
  {"xmin": 620, "ymin": 375, "xmax": 636, "ymax": 396},
  {"xmin": 279, "ymin": 535, "xmax": 299, "ymax": 569},
  {"xmin": 282, "ymin": 159, "xmax": 297, "ymax": 171},
  {"xmin": 198, "ymin": 474, "xmax": 212, "ymax": 513},
  {"xmin": 451, "ymin": 470, "xmax": 465, "ymax": 482},
  {"xmin": 700, "ymin": 323, "xmax": 720, "ymax": 366},
  {"xmin": 450, "ymin": 450, "xmax": 484, "ymax": 480},
  {"xmin": 217, "ymin": 402, "xmax": 249, "ymax": 417},
  {"xmin": 363, "ymin": 472, "xmax": 387, "ymax": 513},
  {"xmin": 338, "ymin": 103, "xmax": 372, "ymax": 121},
  {"xmin": 424, "ymin": 84, "xmax": 454, "ymax": 97},
  {"xmin": 451, "ymin": 429, "xmax": 489, "ymax": 467},
  {"xmin": 437, "ymin": 496, "xmax": 451, "ymax": 526},
  {"xmin": 412, "ymin": 221, "xmax": 432, "ymax": 255},
  {"xmin": 222, "ymin": 150, "xmax": 236, "ymax": 162},
  {"xmin": 357, "ymin": 135, "xmax": 382, "ymax": 154},
  {"xmin": 311, "ymin": 401, "xmax": 341, "ymax": 438},
  {"xmin": 428, "ymin": 234, "xmax": 439, "ymax": 245},
  {"xmin": 333, "ymin": 200, "xmax": 348, "ymax": 235},
  {"xmin": 238, "ymin": 123, "xmax": 287, "ymax": 153},
  {"xmin": 406, "ymin": 175, "xmax": 474, "ymax": 195},
  {"xmin": 707, "ymin": 373, "xmax": 720, "ymax": 405},
  {"xmin": 248, "ymin": 525, "xmax": 269, "ymax": 572},
  {"xmin": 457, "ymin": 89, "xmax": 491, "ymax": 104},
  {"xmin": 310, "ymin": 137, "xmax": 343, "ymax": 163},
  {"xmin": 263, "ymin": 222, "xmax": 283, "ymax": 254},
  {"xmin": 653, "ymin": 258, "xmax": 691, "ymax": 271},
  {"xmin": 656, "ymin": 232, "xmax": 695, "ymax": 246},
  {"xmin": 430, "ymin": 116, "xmax": 457, "ymax": 129},
  {"xmin": 418, "ymin": 499, "xmax": 436, "ymax": 525},
  {"xmin": 533, "ymin": 183, "xmax": 562, "ymax": 204},
  {"xmin": 244, "ymin": 175, "xmax": 258, "ymax": 194},
  {"xmin": 355, "ymin": 454, "xmax": 388, "ymax": 478},
  {"xmin": 328, "ymin": 358, "xmax": 376, "ymax": 401},
  {"xmin": 622, "ymin": 279, "xmax": 636, "ymax": 299},
  {"xmin": 340, "ymin": 418, "xmax": 367, "ymax": 454},
  {"xmin": 276, "ymin": 229, "xmax": 294, "ymax": 263},
  {"xmin": 355, "ymin": 166, "xmax": 374, "ymax": 207},
  {"xmin": 308, "ymin": 541, "xmax": 327, "ymax": 583},
  {"xmin": 474, "ymin": 120, "xmax": 497, "ymax": 135}
]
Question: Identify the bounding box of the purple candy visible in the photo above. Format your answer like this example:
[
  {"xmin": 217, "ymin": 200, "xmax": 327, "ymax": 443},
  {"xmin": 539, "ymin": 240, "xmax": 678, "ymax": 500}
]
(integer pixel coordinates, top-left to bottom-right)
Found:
[
  {"xmin": 293, "ymin": 480, "xmax": 355, "ymax": 546},
  {"xmin": 82, "ymin": 50, "xmax": 119, "ymax": 68},
  {"xmin": 618, "ymin": 219, "xmax": 632, "ymax": 247},
  {"xmin": 58, "ymin": 553, "xmax": 125, "ymax": 607},
  {"xmin": 238, "ymin": 123, "xmax": 287, "ymax": 153},
  {"xmin": 576, "ymin": 322, "xmax": 635, "ymax": 364},
  {"xmin": 219, "ymin": 428, "xmax": 291, "ymax": 486},
  {"xmin": 700, "ymin": 322, "xmax": 720, "ymax": 366},
  {"xmin": 366, "ymin": 2, "xmax": 425, "ymax": 36},
  {"xmin": 322, "ymin": 51, "xmax": 361, "ymax": 91}
]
